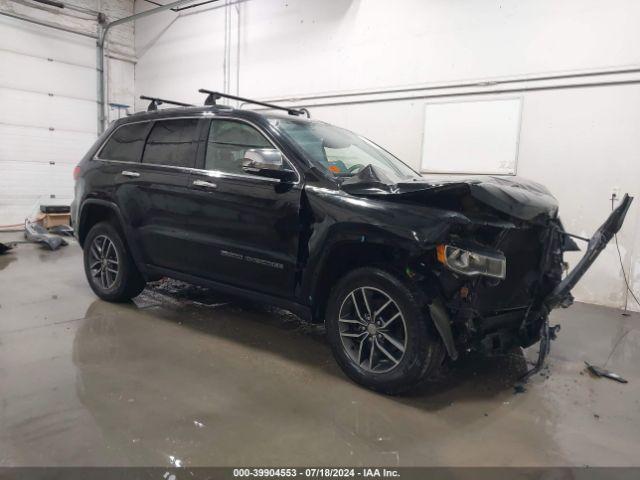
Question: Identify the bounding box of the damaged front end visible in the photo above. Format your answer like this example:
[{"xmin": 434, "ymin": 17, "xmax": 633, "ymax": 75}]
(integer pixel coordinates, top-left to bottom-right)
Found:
[
  {"xmin": 423, "ymin": 210, "xmax": 574, "ymax": 366},
  {"xmin": 341, "ymin": 166, "xmax": 634, "ymax": 376},
  {"xmin": 431, "ymin": 194, "xmax": 632, "ymax": 379}
]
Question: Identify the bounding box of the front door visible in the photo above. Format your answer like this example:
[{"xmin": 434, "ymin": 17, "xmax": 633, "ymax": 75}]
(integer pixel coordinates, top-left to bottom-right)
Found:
[{"xmin": 183, "ymin": 118, "xmax": 302, "ymax": 298}]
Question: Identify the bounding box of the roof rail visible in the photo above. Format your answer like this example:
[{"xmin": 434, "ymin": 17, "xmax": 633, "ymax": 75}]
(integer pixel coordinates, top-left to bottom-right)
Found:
[
  {"xmin": 198, "ymin": 89, "xmax": 310, "ymax": 118},
  {"xmin": 140, "ymin": 95, "xmax": 194, "ymax": 112}
]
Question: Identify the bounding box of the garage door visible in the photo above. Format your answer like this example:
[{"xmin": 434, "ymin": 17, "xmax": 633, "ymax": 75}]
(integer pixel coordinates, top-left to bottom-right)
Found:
[{"xmin": 0, "ymin": 16, "xmax": 98, "ymax": 225}]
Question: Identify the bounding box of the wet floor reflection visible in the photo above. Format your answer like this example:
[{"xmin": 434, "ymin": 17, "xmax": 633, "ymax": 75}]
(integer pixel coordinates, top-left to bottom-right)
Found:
[
  {"xmin": 4, "ymin": 245, "xmax": 639, "ymax": 466},
  {"xmin": 69, "ymin": 280, "xmax": 556, "ymax": 466}
]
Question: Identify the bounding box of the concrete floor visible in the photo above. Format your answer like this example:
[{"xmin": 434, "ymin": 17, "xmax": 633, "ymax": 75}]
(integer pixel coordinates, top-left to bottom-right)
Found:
[{"xmin": 1, "ymin": 234, "xmax": 639, "ymax": 467}]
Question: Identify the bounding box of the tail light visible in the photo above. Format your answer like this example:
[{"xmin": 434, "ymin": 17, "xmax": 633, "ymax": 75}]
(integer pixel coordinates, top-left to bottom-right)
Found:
[{"xmin": 73, "ymin": 165, "xmax": 81, "ymax": 181}]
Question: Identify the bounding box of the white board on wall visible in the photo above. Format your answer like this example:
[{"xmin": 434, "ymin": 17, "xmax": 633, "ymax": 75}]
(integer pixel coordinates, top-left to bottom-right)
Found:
[{"xmin": 420, "ymin": 97, "xmax": 522, "ymax": 175}]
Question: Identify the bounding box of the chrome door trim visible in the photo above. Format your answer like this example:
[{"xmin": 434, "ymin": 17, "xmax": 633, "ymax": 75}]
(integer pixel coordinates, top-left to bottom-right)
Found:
[
  {"xmin": 94, "ymin": 158, "xmax": 285, "ymax": 185},
  {"xmin": 95, "ymin": 157, "xmax": 193, "ymax": 174},
  {"xmin": 189, "ymin": 167, "xmax": 281, "ymax": 184},
  {"xmin": 192, "ymin": 179, "xmax": 218, "ymax": 189}
]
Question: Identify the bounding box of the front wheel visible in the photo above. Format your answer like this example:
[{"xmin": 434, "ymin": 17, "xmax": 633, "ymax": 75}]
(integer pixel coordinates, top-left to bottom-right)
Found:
[
  {"xmin": 326, "ymin": 267, "xmax": 444, "ymax": 394},
  {"xmin": 83, "ymin": 221, "xmax": 146, "ymax": 302}
]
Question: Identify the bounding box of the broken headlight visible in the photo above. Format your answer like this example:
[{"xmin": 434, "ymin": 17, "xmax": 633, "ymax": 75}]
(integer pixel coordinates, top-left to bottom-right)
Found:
[{"xmin": 436, "ymin": 244, "xmax": 506, "ymax": 279}]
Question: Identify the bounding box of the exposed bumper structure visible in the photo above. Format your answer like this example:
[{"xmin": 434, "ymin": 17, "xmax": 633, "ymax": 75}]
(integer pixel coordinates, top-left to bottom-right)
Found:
[
  {"xmin": 544, "ymin": 194, "xmax": 633, "ymax": 310},
  {"xmin": 522, "ymin": 194, "xmax": 634, "ymax": 381}
]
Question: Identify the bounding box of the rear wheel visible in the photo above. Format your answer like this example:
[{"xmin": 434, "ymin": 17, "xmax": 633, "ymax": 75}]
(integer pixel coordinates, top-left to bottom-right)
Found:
[
  {"xmin": 83, "ymin": 221, "xmax": 145, "ymax": 302},
  {"xmin": 326, "ymin": 267, "xmax": 444, "ymax": 394}
]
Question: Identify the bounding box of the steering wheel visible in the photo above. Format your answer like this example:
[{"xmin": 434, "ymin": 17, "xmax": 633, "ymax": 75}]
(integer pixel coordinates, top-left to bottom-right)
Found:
[{"xmin": 347, "ymin": 164, "xmax": 365, "ymax": 174}]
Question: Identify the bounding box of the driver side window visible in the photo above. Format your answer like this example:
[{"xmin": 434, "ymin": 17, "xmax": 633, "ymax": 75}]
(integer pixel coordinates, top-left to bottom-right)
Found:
[{"xmin": 205, "ymin": 120, "xmax": 271, "ymax": 175}]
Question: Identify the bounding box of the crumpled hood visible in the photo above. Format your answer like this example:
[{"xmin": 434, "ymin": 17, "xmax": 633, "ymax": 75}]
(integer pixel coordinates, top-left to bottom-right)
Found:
[{"xmin": 340, "ymin": 165, "xmax": 558, "ymax": 222}]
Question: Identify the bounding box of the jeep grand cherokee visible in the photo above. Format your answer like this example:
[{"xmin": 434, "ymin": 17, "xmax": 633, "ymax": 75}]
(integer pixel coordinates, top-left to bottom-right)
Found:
[{"xmin": 71, "ymin": 94, "xmax": 632, "ymax": 393}]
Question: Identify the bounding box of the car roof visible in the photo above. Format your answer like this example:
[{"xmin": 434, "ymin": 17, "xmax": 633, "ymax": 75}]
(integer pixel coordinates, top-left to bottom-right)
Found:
[
  {"xmin": 117, "ymin": 105, "xmax": 256, "ymax": 123},
  {"xmin": 113, "ymin": 105, "xmax": 314, "ymax": 128}
]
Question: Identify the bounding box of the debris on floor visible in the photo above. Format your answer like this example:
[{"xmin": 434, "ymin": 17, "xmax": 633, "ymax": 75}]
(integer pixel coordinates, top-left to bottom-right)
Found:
[
  {"xmin": 584, "ymin": 361, "xmax": 628, "ymax": 384},
  {"xmin": 0, "ymin": 241, "xmax": 14, "ymax": 254},
  {"xmin": 145, "ymin": 277, "xmax": 229, "ymax": 306},
  {"xmin": 48, "ymin": 224, "xmax": 74, "ymax": 237},
  {"xmin": 24, "ymin": 220, "xmax": 68, "ymax": 251},
  {"xmin": 513, "ymin": 383, "xmax": 527, "ymax": 394}
]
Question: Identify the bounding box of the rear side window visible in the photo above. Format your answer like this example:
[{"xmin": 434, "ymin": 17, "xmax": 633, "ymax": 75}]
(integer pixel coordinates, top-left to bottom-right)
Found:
[
  {"xmin": 142, "ymin": 119, "xmax": 200, "ymax": 168},
  {"xmin": 99, "ymin": 122, "xmax": 152, "ymax": 162},
  {"xmin": 205, "ymin": 120, "xmax": 271, "ymax": 174}
]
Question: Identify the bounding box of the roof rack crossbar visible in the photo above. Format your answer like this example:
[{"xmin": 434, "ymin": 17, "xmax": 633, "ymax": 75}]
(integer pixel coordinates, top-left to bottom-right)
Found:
[
  {"xmin": 198, "ymin": 89, "xmax": 310, "ymax": 118},
  {"xmin": 140, "ymin": 95, "xmax": 194, "ymax": 112}
]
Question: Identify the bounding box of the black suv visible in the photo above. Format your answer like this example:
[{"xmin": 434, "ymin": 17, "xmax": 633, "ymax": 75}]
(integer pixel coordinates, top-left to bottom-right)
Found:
[{"xmin": 72, "ymin": 93, "xmax": 632, "ymax": 393}]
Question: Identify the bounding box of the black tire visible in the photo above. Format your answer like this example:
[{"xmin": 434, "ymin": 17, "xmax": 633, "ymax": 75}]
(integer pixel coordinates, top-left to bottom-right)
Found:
[
  {"xmin": 83, "ymin": 221, "xmax": 146, "ymax": 302},
  {"xmin": 326, "ymin": 267, "xmax": 444, "ymax": 394}
]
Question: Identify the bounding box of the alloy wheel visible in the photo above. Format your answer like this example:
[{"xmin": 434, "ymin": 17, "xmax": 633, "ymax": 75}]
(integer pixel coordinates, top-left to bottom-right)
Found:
[
  {"xmin": 89, "ymin": 235, "xmax": 120, "ymax": 290},
  {"xmin": 338, "ymin": 287, "xmax": 408, "ymax": 373}
]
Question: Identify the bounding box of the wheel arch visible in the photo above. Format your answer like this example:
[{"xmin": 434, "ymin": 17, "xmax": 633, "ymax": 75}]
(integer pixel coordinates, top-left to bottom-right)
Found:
[
  {"xmin": 308, "ymin": 240, "xmax": 411, "ymax": 324},
  {"xmin": 77, "ymin": 199, "xmax": 125, "ymax": 247},
  {"xmin": 307, "ymin": 238, "xmax": 458, "ymax": 360},
  {"xmin": 78, "ymin": 199, "xmax": 149, "ymax": 279}
]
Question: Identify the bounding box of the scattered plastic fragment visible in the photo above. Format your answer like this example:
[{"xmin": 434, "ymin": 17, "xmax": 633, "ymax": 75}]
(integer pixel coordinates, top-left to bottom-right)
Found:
[
  {"xmin": 48, "ymin": 224, "xmax": 74, "ymax": 236},
  {"xmin": 584, "ymin": 361, "xmax": 628, "ymax": 384},
  {"xmin": 24, "ymin": 220, "xmax": 68, "ymax": 251}
]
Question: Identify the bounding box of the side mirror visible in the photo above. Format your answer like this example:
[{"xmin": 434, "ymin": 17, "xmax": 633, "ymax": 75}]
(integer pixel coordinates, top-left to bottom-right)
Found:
[{"xmin": 241, "ymin": 148, "xmax": 296, "ymax": 182}]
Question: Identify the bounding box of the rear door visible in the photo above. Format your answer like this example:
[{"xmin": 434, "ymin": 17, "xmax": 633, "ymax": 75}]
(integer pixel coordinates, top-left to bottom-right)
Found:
[
  {"xmin": 95, "ymin": 117, "xmax": 206, "ymax": 273},
  {"xmin": 133, "ymin": 118, "xmax": 206, "ymax": 272},
  {"xmin": 184, "ymin": 118, "xmax": 303, "ymax": 298}
]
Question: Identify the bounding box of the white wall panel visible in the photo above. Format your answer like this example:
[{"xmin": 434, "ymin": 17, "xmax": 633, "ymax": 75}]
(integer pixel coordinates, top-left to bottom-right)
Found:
[
  {"xmin": 237, "ymin": 0, "xmax": 640, "ymax": 98},
  {"xmin": 107, "ymin": 58, "xmax": 136, "ymax": 122},
  {"xmin": 134, "ymin": 3, "xmax": 227, "ymax": 110}
]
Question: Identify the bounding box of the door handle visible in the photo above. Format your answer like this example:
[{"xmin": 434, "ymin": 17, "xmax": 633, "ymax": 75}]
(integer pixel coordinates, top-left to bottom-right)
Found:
[
  {"xmin": 121, "ymin": 170, "xmax": 140, "ymax": 178},
  {"xmin": 193, "ymin": 179, "xmax": 217, "ymax": 189}
]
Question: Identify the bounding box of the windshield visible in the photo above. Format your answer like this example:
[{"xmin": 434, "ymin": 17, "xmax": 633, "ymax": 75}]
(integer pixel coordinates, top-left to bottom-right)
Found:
[{"xmin": 268, "ymin": 118, "xmax": 419, "ymax": 180}]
